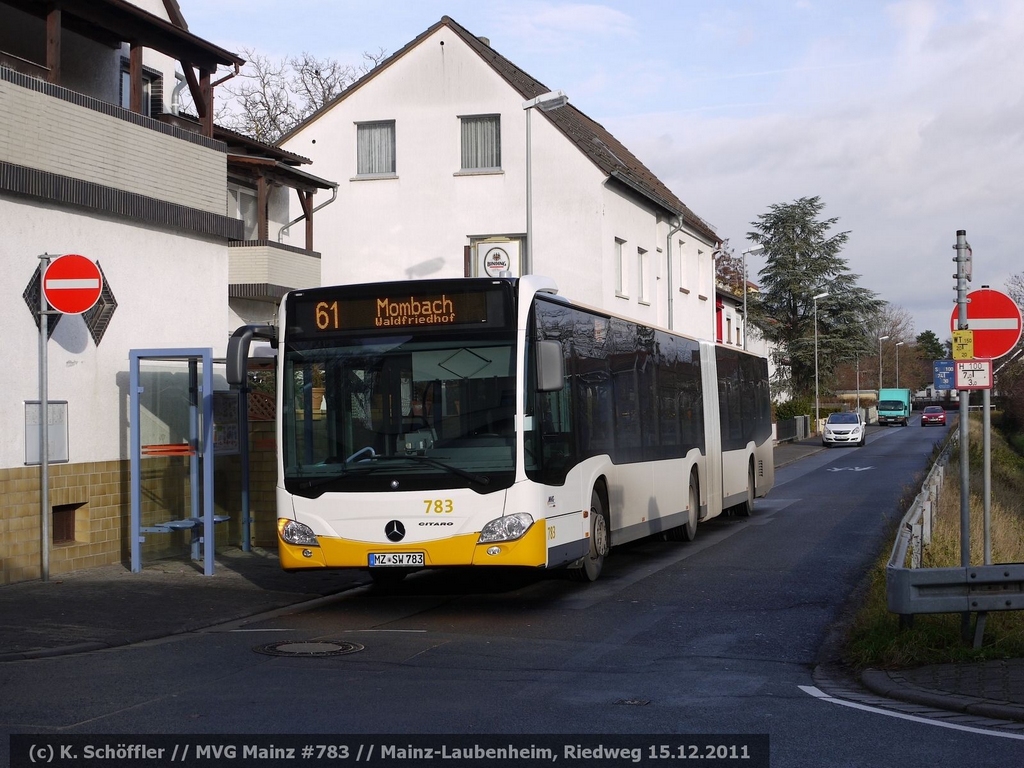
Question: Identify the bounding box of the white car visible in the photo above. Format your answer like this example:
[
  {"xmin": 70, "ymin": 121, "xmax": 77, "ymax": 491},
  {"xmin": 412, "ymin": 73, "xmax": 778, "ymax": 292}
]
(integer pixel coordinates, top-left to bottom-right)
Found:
[{"xmin": 822, "ymin": 412, "xmax": 866, "ymax": 447}]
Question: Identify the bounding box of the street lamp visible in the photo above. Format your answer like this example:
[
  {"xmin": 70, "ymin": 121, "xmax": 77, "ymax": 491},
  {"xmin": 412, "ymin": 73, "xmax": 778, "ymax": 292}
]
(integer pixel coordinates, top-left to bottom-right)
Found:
[
  {"xmin": 814, "ymin": 291, "xmax": 829, "ymax": 432},
  {"xmin": 878, "ymin": 335, "xmax": 890, "ymax": 392},
  {"xmin": 856, "ymin": 357, "xmax": 861, "ymax": 410},
  {"xmin": 522, "ymin": 90, "xmax": 568, "ymax": 275},
  {"xmin": 740, "ymin": 244, "xmax": 765, "ymax": 350},
  {"xmin": 895, "ymin": 340, "xmax": 905, "ymax": 388}
]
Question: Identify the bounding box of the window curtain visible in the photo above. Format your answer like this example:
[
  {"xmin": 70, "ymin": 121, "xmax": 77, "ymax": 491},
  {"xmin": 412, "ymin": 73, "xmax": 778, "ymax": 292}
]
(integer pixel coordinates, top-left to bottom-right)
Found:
[
  {"xmin": 357, "ymin": 122, "xmax": 395, "ymax": 175},
  {"xmin": 461, "ymin": 116, "xmax": 500, "ymax": 169}
]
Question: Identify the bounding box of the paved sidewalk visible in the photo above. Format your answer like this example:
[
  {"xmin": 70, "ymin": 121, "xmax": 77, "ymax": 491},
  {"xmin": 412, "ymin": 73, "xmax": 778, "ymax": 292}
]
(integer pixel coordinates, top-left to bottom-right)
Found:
[
  {"xmin": 0, "ymin": 437, "xmax": 1021, "ymax": 725},
  {"xmin": 0, "ymin": 548, "xmax": 366, "ymax": 661}
]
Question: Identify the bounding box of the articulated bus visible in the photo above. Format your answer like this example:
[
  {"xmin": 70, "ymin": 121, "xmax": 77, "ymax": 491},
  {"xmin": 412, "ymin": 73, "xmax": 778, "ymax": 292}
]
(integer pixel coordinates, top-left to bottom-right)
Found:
[{"xmin": 227, "ymin": 275, "xmax": 774, "ymax": 583}]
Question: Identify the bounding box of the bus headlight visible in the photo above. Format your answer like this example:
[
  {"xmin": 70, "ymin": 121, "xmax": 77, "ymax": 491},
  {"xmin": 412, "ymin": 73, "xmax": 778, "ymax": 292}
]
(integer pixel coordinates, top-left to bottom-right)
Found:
[
  {"xmin": 478, "ymin": 513, "xmax": 534, "ymax": 543},
  {"xmin": 279, "ymin": 519, "xmax": 320, "ymax": 547}
]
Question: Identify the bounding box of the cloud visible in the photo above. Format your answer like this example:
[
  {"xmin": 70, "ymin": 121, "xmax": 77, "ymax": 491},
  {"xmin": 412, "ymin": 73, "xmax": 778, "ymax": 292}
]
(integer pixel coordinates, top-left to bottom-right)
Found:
[
  {"xmin": 496, "ymin": 2, "xmax": 637, "ymax": 41},
  {"xmin": 598, "ymin": 0, "xmax": 1024, "ymax": 340}
]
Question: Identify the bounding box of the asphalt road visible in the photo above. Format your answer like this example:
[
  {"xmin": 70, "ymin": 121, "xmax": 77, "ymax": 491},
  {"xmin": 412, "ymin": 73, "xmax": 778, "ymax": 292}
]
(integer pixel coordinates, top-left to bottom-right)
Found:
[{"xmin": 3, "ymin": 420, "xmax": 1021, "ymax": 767}]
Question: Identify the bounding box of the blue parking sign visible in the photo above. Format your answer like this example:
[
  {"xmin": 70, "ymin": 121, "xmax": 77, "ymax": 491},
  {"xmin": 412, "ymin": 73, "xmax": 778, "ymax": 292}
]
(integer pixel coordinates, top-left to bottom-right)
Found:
[{"xmin": 934, "ymin": 359, "xmax": 955, "ymax": 390}]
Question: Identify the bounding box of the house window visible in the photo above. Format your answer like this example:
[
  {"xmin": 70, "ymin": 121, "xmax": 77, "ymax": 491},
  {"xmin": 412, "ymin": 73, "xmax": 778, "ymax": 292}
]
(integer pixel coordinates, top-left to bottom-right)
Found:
[
  {"xmin": 120, "ymin": 61, "xmax": 158, "ymax": 117},
  {"xmin": 228, "ymin": 184, "xmax": 259, "ymax": 240},
  {"xmin": 460, "ymin": 115, "xmax": 501, "ymax": 170},
  {"xmin": 357, "ymin": 121, "xmax": 396, "ymax": 176},
  {"xmin": 637, "ymin": 247, "xmax": 649, "ymax": 303},
  {"xmin": 615, "ymin": 238, "xmax": 627, "ymax": 297}
]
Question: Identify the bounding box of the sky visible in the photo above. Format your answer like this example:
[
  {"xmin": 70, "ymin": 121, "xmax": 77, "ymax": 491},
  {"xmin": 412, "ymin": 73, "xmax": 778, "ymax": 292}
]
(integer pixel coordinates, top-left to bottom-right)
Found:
[{"xmin": 179, "ymin": 0, "xmax": 1024, "ymax": 342}]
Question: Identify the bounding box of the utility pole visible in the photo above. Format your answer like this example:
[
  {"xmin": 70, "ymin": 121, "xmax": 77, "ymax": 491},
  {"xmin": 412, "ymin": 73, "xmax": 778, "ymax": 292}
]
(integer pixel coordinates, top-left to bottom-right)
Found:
[{"xmin": 953, "ymin": 229, "xmax": 971, "ymax": 640}]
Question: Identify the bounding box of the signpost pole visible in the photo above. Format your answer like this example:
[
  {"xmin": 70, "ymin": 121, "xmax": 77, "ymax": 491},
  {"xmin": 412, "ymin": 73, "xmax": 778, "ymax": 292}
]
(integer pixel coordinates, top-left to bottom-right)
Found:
[
  {"xmin": 949, "ymin": 282, "xmax": 1022, "ymax": 572},
  {"xmin": 37, "ymin": 253, "xmax": 103, "ymax": 583},
  {"xmin": 37, "ymin": 254, "xmax": 52, "ymax": 583},
  {"xmin": 954, "ymin": 230, "xmax": 971, "ymax": 641},
  {"xmin": 983, "ymin": 386, "xmax": 991, "ymax": 565}
]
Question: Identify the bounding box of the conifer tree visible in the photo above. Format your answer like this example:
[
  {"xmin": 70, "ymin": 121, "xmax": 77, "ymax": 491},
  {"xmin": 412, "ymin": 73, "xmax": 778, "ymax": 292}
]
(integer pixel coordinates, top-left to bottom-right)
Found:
[{"xmin": 747, "ymin": 197, "xmax": 883, "ymax": 400}]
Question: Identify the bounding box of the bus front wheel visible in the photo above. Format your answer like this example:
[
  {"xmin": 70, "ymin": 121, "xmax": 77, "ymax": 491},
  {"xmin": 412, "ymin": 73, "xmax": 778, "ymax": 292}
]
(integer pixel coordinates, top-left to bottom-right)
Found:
[{"xmin": 571, "ymin": 488, "xmax": 609, "ymax": 582}]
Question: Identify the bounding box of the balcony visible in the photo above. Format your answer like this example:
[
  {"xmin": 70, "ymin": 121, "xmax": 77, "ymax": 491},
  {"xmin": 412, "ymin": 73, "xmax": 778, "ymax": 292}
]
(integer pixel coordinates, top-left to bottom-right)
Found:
[
  {"xmin": 0, "ymin": 66, "xmax": 240, "ymax": 240},
  {"xmin": 228, "ymin": 241, "xmax": 321, "ymax": 301}
]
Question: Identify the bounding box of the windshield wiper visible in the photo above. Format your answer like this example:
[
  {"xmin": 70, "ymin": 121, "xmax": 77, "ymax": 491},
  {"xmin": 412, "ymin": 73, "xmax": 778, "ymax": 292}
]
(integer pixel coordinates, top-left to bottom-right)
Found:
[
  {"xmin": 291, "ymin": 451, "xmax": 491, "ymax": 490},
  {"xmin": 292, "ymin": 471, "xmax": 348, "ymax": 492},
  {"xmin": 362, "ymin": 454, "xmax": 490, "ymax": 485}
]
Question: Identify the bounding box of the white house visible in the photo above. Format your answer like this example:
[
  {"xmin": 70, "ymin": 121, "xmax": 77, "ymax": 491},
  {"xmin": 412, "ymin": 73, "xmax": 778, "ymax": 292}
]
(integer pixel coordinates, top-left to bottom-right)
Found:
[
  {"xmin": 0, "ymin": 0, "xmax": 335, "ymax": 584},
  {"xmin": 279, "ymin": 16, "xmax": 721, "ymax": 338}
]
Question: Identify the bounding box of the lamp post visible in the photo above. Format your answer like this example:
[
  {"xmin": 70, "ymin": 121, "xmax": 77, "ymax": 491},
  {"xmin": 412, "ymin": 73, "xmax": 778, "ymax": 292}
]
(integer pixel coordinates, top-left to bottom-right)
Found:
[
  {"xmin": 856, "ymin": 357, "xmax": 861, "ymax": 410},
  {"xmin": 740, "ymin": 244, "xmax": 765, "ymax": 350},
  {"xmin": 814, "ymin": 291, "xmax": 829, "ymax": 432},
  {"xmin": 878, "ymin": 335, "xmax": 890, "ymax": 392},
  {"xmin": 895, "ymin": 340, "xmax": 905, "ymax": 388},
  {"xmin": 522, "ymin": 90, "xmax": 568, "ymax": 275}
]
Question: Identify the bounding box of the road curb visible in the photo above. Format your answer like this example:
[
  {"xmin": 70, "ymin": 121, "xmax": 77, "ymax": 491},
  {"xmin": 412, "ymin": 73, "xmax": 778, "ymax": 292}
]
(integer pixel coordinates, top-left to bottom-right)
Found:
[{"xmin": 861, "ymin": 669, "xmax": 1024, "ymax": 723}]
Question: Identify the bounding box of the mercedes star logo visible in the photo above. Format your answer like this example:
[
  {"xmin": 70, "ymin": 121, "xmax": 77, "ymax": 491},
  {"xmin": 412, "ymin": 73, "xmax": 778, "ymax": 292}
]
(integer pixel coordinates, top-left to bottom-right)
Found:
[{"xmin": 385, "ymin": 520, "xmax": 406, "ymax": 542}]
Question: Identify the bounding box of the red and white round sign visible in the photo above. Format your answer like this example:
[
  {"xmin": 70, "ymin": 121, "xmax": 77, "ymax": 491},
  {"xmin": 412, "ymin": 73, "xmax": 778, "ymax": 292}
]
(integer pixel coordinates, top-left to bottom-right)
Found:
[
  {"xmin": 43, "ymin": 254, "xmax": 103, "ymax": 315},
  {"xmin": 950, "ymin": 288, "xmax": 1022, "ymax": 359},
  {"xmin": 483, "ymin": 247, "xmax": 512, "ymax": 277}
]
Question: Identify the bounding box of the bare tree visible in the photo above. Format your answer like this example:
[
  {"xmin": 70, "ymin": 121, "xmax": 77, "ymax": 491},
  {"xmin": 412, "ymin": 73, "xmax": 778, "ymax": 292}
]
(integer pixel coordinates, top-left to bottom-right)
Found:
[
  {"xmin": 215, "ymin": 48, "xmax": 292, "ymax": 143},
  {"xmin": 999, "ymin": 271, "xmax": 1024, "ymax": 428},
  {"xmin": 834, "ymin": 304, "xmax": 920, "ymax": 393},
  {"xmin": 1007, "ymin": 271, "xmax": 1024, "ymax": 308},
  {"xmin": 205, "ymin": 46, "xmax": 387, "ymax": 143},
  {"xmin": 291, "ymin": 49, "xmax": 386, "ymax": 116},
  {"xmin": 714, "ymin": 239, "xmax": 744, "ymax": 296}
]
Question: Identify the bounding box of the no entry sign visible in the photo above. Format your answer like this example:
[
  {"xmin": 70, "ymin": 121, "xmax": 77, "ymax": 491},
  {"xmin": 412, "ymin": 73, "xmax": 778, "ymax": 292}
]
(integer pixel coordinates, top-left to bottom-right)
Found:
[
  {"xmin": 43, "ymin": 254, "xmax": 102, "ymax": 315},
  {"xmin": 949, "ymin": 288, "xmax": 1022, "ymax": 360}
]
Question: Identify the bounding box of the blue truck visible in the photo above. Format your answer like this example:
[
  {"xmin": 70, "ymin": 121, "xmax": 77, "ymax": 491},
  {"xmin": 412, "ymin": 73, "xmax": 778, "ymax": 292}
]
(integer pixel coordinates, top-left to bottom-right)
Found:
[{"xmin": 877, "ymin": 388, "xmax": 912, "ymax": 426}]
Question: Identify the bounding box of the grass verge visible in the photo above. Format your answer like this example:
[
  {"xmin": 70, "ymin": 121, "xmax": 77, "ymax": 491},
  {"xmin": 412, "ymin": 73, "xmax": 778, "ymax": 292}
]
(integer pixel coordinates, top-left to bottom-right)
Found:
[{"xmin": 843, "ymin": 414, "xmax": 1024, "ymax": 670}]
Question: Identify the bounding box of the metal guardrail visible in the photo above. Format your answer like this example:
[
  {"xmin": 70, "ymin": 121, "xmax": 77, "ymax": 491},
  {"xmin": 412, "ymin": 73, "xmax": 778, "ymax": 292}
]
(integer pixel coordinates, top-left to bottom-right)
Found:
[{"xmin": 886, "ymin": 428, "xmax": 1024, "ymax": 643}]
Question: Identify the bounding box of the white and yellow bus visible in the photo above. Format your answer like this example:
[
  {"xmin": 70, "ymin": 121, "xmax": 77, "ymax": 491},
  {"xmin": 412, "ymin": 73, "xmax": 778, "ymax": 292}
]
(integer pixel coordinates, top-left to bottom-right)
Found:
[{"xmin": 227, "ymin": 275, "xmax": 774, "ymax": 583}]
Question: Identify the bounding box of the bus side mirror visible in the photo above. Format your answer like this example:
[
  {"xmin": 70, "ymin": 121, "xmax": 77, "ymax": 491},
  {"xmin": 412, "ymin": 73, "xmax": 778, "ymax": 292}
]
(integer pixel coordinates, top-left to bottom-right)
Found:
[
  {"xmin": 226, "ymin": 324, "xmax": 277, "ymax": 386},
  {"xmin": 535, "ymin": 340, "xmax": 564, "ymax": 392}
]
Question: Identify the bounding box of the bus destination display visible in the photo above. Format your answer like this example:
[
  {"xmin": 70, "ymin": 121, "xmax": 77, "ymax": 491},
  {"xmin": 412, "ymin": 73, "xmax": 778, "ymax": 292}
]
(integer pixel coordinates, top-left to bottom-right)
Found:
[{"xmin": 296, "ymin": 289, "xmax": 492, "ymax": 333}]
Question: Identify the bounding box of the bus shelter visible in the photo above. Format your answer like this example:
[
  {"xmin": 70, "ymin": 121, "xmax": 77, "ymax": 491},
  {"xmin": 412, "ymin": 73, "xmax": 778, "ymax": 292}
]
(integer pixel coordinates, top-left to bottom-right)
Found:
[{"xmin": 128, "ymin": 348, "xmax": 220, "ymax": 575}]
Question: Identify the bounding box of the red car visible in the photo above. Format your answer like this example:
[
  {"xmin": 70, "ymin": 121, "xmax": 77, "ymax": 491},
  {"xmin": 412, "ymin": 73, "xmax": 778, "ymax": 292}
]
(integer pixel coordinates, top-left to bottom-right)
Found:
[{"xmin": 921, "ymin": 405, "xmax": 946, "ymax": 427}]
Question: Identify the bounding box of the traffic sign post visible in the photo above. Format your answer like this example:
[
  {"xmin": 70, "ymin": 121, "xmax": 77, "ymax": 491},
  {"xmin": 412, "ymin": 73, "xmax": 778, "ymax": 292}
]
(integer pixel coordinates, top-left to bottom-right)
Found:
[
  {"xmin": 952, "ymin": 232, "xmax": 972, "ymax": 640},
  {"xmin": 35, "ymin": 253, "xmax": 103, "ymax": 583},
  {"xmin": 947, "ymin": 238, "xmax": 1024, "ymax": 643}
]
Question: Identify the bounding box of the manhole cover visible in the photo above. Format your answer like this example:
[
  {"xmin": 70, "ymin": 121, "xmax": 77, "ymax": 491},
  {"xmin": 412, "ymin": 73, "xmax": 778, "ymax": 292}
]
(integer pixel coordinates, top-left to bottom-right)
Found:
[{"xmin": 253, "ymin": 640, "xmax": 364, "ymax": 657}]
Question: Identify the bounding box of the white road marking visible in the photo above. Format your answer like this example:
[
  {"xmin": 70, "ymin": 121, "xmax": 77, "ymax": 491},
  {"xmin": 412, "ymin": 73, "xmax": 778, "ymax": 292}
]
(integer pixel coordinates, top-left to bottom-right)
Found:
[{"xmin": 799, "ymin": 685, "xmax": 1024, "ymax": 740}]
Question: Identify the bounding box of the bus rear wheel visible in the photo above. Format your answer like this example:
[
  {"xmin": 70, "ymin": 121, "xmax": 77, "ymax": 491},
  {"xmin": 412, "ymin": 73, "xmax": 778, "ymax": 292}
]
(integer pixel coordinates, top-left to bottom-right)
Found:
[
  {"xmin": 735, "ymin": 462, "xmax": 755, "ymax": 517},
  {"xmin": 571, "ymin": 488, "xmax": 608, "ymax": 582},
  {"xmin": 666, "ymin": 475, "xmax": 699, "ymax": 541}
]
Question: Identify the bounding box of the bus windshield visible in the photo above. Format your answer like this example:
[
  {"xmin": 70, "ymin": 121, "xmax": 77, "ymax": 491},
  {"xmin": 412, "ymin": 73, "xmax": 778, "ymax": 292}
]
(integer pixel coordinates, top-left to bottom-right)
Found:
[{"xmin": 282, "ymin": 334, "xmax": 517, "ymax": 496}]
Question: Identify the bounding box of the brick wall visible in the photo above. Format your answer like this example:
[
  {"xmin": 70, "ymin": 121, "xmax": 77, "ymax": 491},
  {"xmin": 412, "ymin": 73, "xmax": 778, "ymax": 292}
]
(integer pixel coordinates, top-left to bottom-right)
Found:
[{"xmin": 0, "ymin": 422, "xmax": 279, "ymax": 585}]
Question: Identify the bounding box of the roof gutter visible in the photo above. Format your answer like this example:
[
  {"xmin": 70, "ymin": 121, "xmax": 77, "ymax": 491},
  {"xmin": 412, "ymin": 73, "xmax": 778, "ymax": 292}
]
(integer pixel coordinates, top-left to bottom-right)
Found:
[
  {"xmin": 278, "ymin": 183, "xmax": 339, "ymax": 242},
  {"xmin": 666, "ymin": 217, "xmax": 685, "ymax": 330}
]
